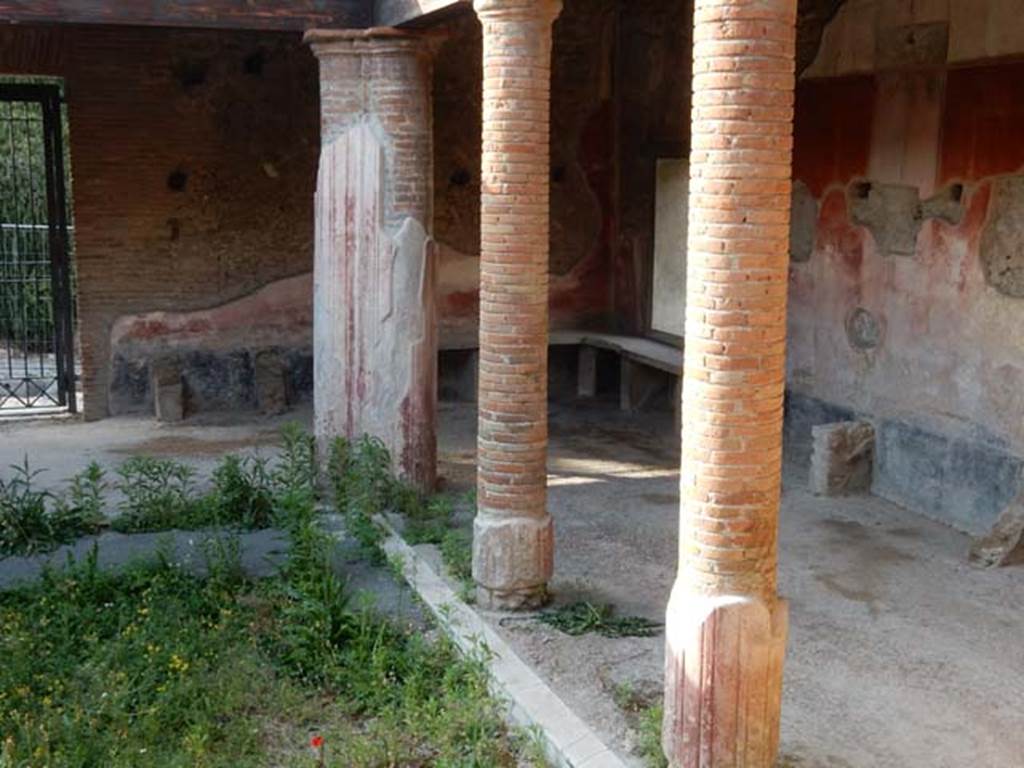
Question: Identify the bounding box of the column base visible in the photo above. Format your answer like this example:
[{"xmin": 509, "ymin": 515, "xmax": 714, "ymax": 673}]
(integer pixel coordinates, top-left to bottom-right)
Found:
[
  {"xmin": 472, "ymin": 514, "xmax": 553, "ymax": 611},
  {"xmin": 476, "ymin": 583, "xmax": 550, "ymax": 611},
  {"xmin": 663, "ymin": 587, "xmax": 789, "ymax": 768}
]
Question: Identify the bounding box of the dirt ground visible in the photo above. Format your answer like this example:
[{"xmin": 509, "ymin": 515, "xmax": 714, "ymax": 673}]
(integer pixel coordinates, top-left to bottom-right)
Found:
[{"xmin": 2, "ymin": 400, "xmax": 1022, "ymax": 767}]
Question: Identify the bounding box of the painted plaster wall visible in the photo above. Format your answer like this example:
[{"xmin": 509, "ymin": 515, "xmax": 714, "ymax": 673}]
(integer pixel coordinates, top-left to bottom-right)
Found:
[
  {"xmin": 789, "ymin": 0, "xmax": 1024, "ymax": 533},
  {"xmin": 0, "ymin": 24, "xmax": 320, "ymax": 418},
  {"xmin": 432, "ymin": 1, "xmax": 619, "ymax": 346}
]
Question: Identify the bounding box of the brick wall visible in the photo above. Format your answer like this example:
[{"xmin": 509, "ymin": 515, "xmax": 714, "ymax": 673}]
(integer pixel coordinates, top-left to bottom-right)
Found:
[{"xmin": 0, "ymin": 24, "xmax": 319, "ymax": 418}]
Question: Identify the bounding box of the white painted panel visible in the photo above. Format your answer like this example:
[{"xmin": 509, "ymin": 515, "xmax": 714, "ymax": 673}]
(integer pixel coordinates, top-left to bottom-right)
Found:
[{"xmin": 651, "ymin": 158, "xmax": 689, "ymax": 339}]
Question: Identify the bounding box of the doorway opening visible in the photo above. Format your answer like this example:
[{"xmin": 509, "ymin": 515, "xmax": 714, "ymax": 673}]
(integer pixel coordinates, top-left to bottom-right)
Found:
[{"xmin": 0, "ymin": 80, "xmax": 76, "ymax": 414}]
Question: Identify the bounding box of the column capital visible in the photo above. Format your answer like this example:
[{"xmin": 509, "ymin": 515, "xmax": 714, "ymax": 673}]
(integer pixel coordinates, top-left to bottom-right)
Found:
[
  {"xmin": 304, "ymin": 27, "xmax": 433, "ymax": 59},
  {"xmin": 472, "ymin": 0, "xmax": 562, "ymax": 23}
]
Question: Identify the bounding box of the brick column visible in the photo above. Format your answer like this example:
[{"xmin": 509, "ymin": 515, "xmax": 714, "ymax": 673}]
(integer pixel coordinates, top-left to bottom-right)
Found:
[
  {"xmin": 306, "ymin": 29, "xmax": 437, "ymax": 492},
  {"xmin": 471, "ymin": 0, "xmax": 561, "ymax": 610},
  {"xmin": 663, "ymin": 0, "xmax": 796, "ymax": 765}
]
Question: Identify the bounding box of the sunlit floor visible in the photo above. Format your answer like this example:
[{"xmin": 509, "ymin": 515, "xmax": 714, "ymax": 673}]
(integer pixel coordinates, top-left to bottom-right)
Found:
[{"xmin": 2, "ymin": 399, "xmax": 1021, "ymax": 767}]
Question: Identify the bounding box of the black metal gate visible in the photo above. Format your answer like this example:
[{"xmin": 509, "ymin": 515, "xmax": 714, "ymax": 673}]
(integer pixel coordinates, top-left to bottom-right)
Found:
[{"xmin": 0, "ymin": 83, "xmax": 76, "ymax": 413}]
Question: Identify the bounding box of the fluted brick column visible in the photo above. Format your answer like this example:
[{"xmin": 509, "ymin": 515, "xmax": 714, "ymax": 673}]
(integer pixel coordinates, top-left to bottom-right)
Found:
[
  {"xmin": 663, "ymin": 0, "xmax": 796, "ymax": 765},
  {"xmin": 471, "ymin": 0, "xmax": 561, "ymax": 610},
  {"xmin": 307, "ymin": 29, "xmax": 437, "ymax": 492}
]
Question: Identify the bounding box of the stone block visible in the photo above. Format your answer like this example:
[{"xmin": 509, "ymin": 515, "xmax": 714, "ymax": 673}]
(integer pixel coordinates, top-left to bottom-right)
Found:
[
  {"xmin": 873, "ymin": 418, "xmax": 1023, "ymax": 535},
  {"xmin": 151, "ymin": 358, "xmax": 184, "ymax": 423},
  {"xmin": 253, "ymin": 349, "xmax": 288, "ymax": 416},
  {"xmin": 810, "ymin": 420, "xmax": 875, "ymax": 496},
  {"xmin": 970, "ymin": 495, "xmax": 1024, "ymax": 568}
]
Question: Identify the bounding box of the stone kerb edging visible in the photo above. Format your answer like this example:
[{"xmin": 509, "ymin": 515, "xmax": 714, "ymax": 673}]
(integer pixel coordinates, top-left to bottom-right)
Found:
[{"xmin": 369, "ymin": 513, "xmax": 630, "ymax": 768}]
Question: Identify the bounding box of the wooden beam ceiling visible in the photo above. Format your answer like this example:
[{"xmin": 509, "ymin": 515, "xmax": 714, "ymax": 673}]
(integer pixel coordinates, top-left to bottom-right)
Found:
[{"xmin": 0, "ymin": 1, "xmax": 370, "ymax": 31}]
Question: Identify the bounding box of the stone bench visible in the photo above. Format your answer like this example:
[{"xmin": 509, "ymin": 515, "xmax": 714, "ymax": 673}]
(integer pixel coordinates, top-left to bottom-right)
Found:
[{"xmin": 441, "ymin": 329, "xmax": 683, "ymax": 423}]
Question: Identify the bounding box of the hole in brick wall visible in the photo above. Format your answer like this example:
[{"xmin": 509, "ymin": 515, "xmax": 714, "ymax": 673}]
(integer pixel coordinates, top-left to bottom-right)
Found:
[
  {"xmin": 449, "ymin": 168, "xmax": 471, "ymax": 187},
  {"xmin": 174, "ymin": 58, "xmax": 209, "ymax": 90},
  {"xmin": 853, "ymin": 181, "xmax": 872, "ymax": 199},
  {"xmin": 950, "ymin": 183, "xmax": 964, "ymax": 203},
  {"xmin": 167, "ymin": 169, "xmax": 188, "ymax": 192},
  {"xmin": 244, "ymin": 50, "xmax": 265, "ymax": 76}
]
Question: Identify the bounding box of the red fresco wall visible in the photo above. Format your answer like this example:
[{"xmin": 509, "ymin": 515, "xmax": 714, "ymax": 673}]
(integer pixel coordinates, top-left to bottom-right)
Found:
[
  {"xmin": 789, "ymin": 59, "xmax": 1024, "ymax": 471},
  {"xmin": 940, "ymin": 62, "xmax": 1024, "ymax": 183}
]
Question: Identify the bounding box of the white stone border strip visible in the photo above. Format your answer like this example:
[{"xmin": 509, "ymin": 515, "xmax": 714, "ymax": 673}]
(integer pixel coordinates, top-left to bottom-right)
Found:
[{"xmin": 374, "ymin": 514, "xmax": 629, "ymax": 768}]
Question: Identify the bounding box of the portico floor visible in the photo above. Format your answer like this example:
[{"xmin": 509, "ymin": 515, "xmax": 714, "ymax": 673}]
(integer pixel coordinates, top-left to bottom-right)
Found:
[
  {"xmin": 1, "ymin": 399, "xmax": 1021, "ymax": 767},
  {"xmin": 435, "ymin": 400, "xmax": 1024, "ymax": 768}
]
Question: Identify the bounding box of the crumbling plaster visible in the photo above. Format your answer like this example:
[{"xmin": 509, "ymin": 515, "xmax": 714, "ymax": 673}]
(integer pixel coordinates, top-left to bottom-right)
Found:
[{"xmin": 788, "ymin": 0, "xmax": 1024, "ymax": 533}]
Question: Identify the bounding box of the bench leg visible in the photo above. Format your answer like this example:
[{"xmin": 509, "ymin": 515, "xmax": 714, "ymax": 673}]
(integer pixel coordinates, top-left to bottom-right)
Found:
[
  {"xmin": 622, "ymin": 359, "xmax": 669, "ymax": 414},
  {"xmin": 620, "ymin": 359, "xmax": 635, "ymax": 412},
  {"xmin": 673, "ymin": 374, "xmax": 682, "ymax": 436},
  {"xmin": 578, "ymin": 346, "xmax": 597, "ymax": 398}
]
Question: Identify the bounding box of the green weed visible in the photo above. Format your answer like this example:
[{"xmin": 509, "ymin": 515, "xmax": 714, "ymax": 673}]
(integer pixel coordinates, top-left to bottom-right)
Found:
[
  {"xmin": 113, "ymin": 456, "xmax": 200, "ymax": 532},
  {"xmin": 0, "ymin": 458, "xmax": 105, "ymax": 557},
  {"xmin": 54, "ymin": 461, "xmax": 107, "ymax": 532},
  {"xmin": 208, "ymin": 454, "xmax": 276, "ymax": 530},
  {"xmin": 327, "ymin": 436, "xmax": 392, "ymax": 562},
  {"xmin": 538, "ymin": 601, "xmax": 662, "ymax": 638},
  {"xmin": 638, "ymin": 704, "xmax": 668, "ymax": 768},
  {"xmin": 274, "ymin": 422, "xmax": 317, "ymax": 497},
  {"xmin": 0, "ymin": 453, "xmax": 535, "ymax": 766}
]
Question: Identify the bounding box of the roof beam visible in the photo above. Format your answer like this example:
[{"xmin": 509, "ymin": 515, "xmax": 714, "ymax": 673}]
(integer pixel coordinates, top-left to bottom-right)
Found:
[{"xmin": 0, "ymin": 1, "xmax": 371, "ymax": 31}]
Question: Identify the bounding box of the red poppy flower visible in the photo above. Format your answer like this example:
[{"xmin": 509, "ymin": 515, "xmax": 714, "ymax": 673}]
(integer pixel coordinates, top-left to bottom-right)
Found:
[{"xmin": 310, "ymin": 735, "xmax": 324, "ymax": 749}]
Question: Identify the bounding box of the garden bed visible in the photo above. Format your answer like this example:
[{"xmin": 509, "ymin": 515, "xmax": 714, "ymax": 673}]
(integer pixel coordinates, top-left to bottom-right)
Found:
[{"xmin": 0, "ymin": 429, "xmax": 547, "ymax": 767}]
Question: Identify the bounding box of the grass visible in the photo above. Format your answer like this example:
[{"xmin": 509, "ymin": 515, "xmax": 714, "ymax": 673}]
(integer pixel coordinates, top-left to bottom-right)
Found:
[
  {"xmin": 637, "ymin": 705, "xmax": 667, "ymax": 768},
  {"xmin": 0, "ymin": 459, "xmax": 105, "ymax": 557},
  {"xmin": 538, "ymin": 601, "xmax": 662, "ymax": 639},
  {"xmin": 0, "ymin": 423, "xmax": 319, "ymax": 554},
  {"xmin": 329, "ymin": 436, "xmax": 477, "ymax": 598},
  {"xmin": 609, "ymin": 683, "xmax": 666, "ymax": 767},
  {"xmin": 0, "ymin": 428, "xmax": 545, "ymax": 767}
]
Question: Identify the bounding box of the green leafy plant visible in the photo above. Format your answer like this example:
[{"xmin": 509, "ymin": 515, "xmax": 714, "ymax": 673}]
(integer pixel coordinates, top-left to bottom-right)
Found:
[
  {"xmin": 113, "ymin": 456, "xmax": 199, "ymax": 532},
  {"xmin": 0, "ymin": 458, "xmax": 55, "ymax": 556},
  {"xmin": 0, "ymin": 439, "xmax": 544, "ymax": 766},
  {"xmin": 403, "ymin": 494, "xmax": 454, "ymax": 546},
  {"xmin": 52, "ymin": 461, "xmax": 107, "ymax": 534},
  {"xmin": 274, "ymin": 422, "xmax": 317, "ymax": 497},
  {"xmin": 538, "ymin": 601, "xmax": 662, "ymax": 638},
  {"xmin": 637, "ymin": 704, "xmax": 668, "ymax": 767},
  {"xmin": 440, "ymin": 528, "xmax": 474, "ymax": 595},
  {"xmin": 327, "ymin": 436, "xmax": 394, "ymax": 562},
  {"xmin": 208, "ymin": 454, "xmax": 276, "ymax": 530},
  {"xmin": 0, "ymin": 458, "xmax": 106, "ymax": 557}
]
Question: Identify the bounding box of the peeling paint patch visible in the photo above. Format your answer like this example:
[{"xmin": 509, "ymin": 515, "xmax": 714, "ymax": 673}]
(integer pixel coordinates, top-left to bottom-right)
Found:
[{"xmin": 980, "ymin": 176, "xmax": 1024, "ymax": 298}]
